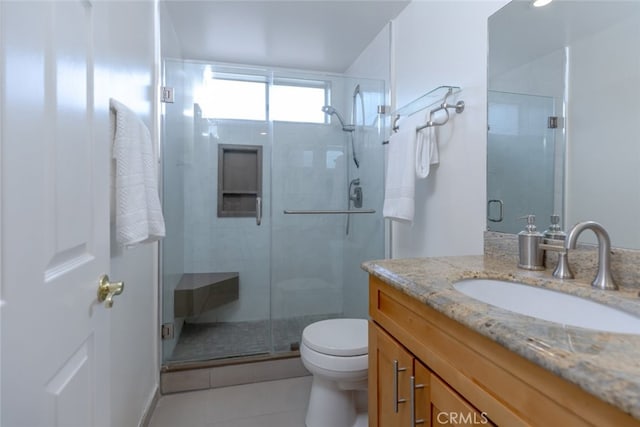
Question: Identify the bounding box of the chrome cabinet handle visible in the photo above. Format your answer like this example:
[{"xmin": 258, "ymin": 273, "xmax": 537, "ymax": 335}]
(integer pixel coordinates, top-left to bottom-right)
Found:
[
  {"xmin": 97, "ymin": 274, "xmax": 124, "ymax": 308},
  {"xmin": 410, "ymin": 376, "xmax": 425, "ymax": 426},
  {"xmin": 256, "ymin": 196, "xmax": 262, "ymax": 226},
  {"xmin": 487, "ymin": 199, "xmax": 504, "ymax": 222},
  {"xmin": 393, "ymin": 360, "xmax": 407, "ymax": 413}
]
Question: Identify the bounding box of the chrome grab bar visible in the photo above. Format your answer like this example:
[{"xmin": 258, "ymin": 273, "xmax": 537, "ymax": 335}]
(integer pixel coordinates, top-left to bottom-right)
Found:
[
  {"xmin": 393, "ymin": 360, "xmax": 407, "ymax": 413},
  {"xmin": 256, "ymin": 197, "xmax": 262, "ymax": 226},
  {"xmin": 283, "ymin": 209, "xmax": 375, "ymax": 215}
]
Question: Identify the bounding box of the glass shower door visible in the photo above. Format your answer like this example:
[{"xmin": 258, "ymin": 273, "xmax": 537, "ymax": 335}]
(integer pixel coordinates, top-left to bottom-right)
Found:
[
  {"xmin": 270, "ymin": 76, "xmax": 386, "ymax": 352},
  {"xmin": 161, "ymin": 60, "xmax": 273, "ymax": 364},
  {"xmin": 487, "ymin": 90, "xmax": 558, "ymax": 233}
]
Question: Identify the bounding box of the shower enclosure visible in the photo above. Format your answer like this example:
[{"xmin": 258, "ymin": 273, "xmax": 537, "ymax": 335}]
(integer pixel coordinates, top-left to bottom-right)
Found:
[
  {"xmin": 161, "ymin": 60, "xmax": 385, "ymax": 365},
  {"xmin": 487, "ymin": 90, "xmax": 558, "ymax": 234}
]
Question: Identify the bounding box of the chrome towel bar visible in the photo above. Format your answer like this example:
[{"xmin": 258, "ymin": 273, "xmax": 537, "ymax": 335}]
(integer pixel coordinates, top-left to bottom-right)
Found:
[
  {"xmin": 283, "ymin": 209, "xmax": 376, "ymax": 215},
  {"xmin": 389, "ymin": 85, "xmax": 464, "ymax": 135}
]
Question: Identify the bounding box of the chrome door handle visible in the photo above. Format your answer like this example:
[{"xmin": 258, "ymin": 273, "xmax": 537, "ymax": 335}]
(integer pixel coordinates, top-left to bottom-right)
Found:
[
  {"xmin": 487, "ymin": 199, "xmax": 504, "ymax": 222},
  {"xmin": 97, "ymin": 274, "xmax": 124, "ymax": 308},
  {"xmin": 256, "ymin": 196, "xmax": 262, "ymax": 226},
  {"xmin": 393, "ymin": 360, "xmax": 407, "ymax": 413},
  {"xmin": 410, "ymin": 376, "xmax": 425, "ymax": 426}
]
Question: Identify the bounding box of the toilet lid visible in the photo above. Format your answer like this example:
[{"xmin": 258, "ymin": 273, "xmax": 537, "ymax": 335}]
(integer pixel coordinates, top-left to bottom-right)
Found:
[{"xmin": 302, "ymin": 318, "xmax": 368, "ymax": 357}]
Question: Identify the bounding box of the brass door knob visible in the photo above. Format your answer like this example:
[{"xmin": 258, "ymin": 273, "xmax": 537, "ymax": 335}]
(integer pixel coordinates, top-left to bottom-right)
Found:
[{"xmin": 98, "ymin": 275, "xmax": 124, "ymax": 308}]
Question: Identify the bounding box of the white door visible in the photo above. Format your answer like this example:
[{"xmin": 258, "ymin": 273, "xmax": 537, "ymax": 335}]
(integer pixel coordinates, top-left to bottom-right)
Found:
[{"xmin": 1, "ymin": 1, "xmax": 113, "ymax": 426}]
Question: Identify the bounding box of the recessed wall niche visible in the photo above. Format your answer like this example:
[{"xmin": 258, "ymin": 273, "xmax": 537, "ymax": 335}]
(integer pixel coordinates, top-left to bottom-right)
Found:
[{"xmin": 217, "ymin": 144, "xmax": 263, "ymax": 218}]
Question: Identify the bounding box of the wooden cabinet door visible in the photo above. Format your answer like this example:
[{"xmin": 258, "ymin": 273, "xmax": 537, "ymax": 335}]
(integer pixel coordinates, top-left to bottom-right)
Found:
[
  {"xmin": 370, "ymin": 321, "xmax": 493, "ymax": 427},
  {"xmin": 370, "ymin": 322, "xmax": 413, "ymax": 427},
  {"xmin": 431, "ymin": 375, "xmax": 495, "ymax": 427}
]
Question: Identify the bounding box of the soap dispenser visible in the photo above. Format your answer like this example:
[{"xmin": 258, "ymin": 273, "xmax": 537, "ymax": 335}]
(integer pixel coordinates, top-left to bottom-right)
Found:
[
  {"xmin": 543, "ymin": 214, "xmax": 566, "ymax": 242},
  {"xmin": 518, "ymin": 215, "xmax": 545, "ymax": 270}
]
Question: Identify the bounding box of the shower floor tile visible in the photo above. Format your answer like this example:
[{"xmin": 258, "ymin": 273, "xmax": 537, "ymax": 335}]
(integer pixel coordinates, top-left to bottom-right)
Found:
[{"xmin": 169, "ymin": 314, "xmax": 339, "ymax": 362}]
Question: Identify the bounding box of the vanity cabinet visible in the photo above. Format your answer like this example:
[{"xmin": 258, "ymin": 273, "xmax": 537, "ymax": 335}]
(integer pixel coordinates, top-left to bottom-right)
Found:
[
  {"xmin": 368, "ymin": 275, "xmax": 640, "ymax": 427},
  {"xmin": 370, "ymin": 322, "xmax": 493, "ymax": 426}
]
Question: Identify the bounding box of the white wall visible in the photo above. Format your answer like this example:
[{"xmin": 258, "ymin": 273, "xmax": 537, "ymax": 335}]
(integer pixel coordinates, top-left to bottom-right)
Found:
[
  {"xmin": 566, "ymin": 16, "xmax": 640, "ymax": 248},
  {"xmin": 93, "ymin": 1, "xmax": 160, "ymax": 425},
  {"xmin": 354, "ymin": 1, "xmax": 506, "ymax": 258},
  {"xmin": 347, "ymin": 23, "xmax": 391, "ymax": 82}
]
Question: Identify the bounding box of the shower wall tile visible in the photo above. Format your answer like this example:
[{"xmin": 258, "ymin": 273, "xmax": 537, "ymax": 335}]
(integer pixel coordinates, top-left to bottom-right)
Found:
[
  {"xmin": 184, "ymin": 118, "xmax": 271, "ymax": 324},
  {"xmin": 177, "ymin": 66, "xmax": 385, "ymax": 326},
  {"xmin": 270, "ymin": 121, "xmax": 349, "ymax": 319}
]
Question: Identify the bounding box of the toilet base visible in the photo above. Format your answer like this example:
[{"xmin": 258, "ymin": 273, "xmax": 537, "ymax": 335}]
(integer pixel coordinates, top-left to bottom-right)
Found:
[
  {"xmin": 305, "ymin": 376, "xmax": 367, "ymax": 427},
  {"xmin": 353, "ymin": 412, "xmax": 368, "ymax": 427}
]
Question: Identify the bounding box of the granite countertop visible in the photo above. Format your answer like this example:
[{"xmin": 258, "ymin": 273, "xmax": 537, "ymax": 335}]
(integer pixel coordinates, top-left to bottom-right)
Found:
[{"xmin": 362, "ymin": 255, "xmax": 640, "ymax": 420}]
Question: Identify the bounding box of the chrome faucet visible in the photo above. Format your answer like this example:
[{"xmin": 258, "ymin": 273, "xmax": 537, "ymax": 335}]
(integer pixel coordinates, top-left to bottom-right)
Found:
[{"xmin": 564, "ymin": 221, "xmax": 618, "ymax": 290}]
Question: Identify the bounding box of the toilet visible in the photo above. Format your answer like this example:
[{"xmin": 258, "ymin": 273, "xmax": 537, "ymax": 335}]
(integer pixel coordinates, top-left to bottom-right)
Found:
[{"xmin": 300, "ymin": 318, "xmax": 368, "ymax": 427}]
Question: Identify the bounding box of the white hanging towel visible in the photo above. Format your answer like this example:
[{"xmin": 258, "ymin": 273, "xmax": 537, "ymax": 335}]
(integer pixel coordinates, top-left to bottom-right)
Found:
[
  {"xmin": 110, "ymin": 98, "xmax": 166, "ymax": 246},
  {"xmin": 382, "ymin": 113, "xmax": 423, "ymax": 223},
  {"xmin": 415, "ymin": 123, "xmax": 439, "ymax": 179}
]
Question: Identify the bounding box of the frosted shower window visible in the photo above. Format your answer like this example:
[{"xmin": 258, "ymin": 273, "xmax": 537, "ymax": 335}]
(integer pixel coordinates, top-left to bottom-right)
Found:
[
  {"xmin": 195, "ymin": 77, "xmax": 266, "ymax": 120},
  {"xmin": 269, "ymin": 82, "xmax": 326, "ymax": 123}
]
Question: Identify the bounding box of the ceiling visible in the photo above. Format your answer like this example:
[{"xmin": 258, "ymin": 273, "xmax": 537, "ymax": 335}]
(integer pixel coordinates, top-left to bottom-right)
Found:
[
  {"xmin": 489, "ymin": 0, "xmax": 640, "ymax": 77},
  {"xmin": 162, "ymin": 0, "xmax": 410, "ymax": 73}
]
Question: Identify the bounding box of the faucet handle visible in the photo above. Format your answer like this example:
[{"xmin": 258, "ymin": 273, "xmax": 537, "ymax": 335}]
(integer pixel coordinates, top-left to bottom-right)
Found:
[{"xmin": 552, "ymin": 252, "xmax": 574, "ymax": 279}]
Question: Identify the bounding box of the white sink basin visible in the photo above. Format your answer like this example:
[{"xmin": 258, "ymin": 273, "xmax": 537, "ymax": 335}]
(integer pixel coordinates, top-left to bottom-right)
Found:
[{"xmin": 453, "ymin": 279, "xmax": 640, "ymax": 334}]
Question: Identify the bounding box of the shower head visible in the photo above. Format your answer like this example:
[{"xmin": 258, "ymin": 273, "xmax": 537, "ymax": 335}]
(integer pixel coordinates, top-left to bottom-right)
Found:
[
  {"xmin": 321, "ymin": 105, "xmax": 335, "ymax": 115},
  {"xmin": 321, "ymin": 105, "xmax": 354, "ymax": 132},
  {"xmin": 322, "ymin": 104, "xmax": 359, "ymax": 168}
]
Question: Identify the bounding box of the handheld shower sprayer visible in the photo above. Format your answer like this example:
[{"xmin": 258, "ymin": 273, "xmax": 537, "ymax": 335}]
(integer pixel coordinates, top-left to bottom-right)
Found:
[
  {"xmin": 322, "ymin": 105, "xmax": 360, "ymax": 168},
  {"xmin": 321, "ymin": 105, "xmax": 354, "ymax": 132}
]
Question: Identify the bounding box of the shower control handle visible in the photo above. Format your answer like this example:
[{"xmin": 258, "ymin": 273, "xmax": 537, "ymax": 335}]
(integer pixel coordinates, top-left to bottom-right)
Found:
[{"xmin": 256, "ymin": 196, "xmax": 262, "ymax": 226}]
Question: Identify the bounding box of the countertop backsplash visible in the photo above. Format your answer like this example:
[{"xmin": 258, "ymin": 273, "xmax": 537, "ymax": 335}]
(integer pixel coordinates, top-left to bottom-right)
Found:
[{"xmin": 485, "ymin": 231, "xmax": 640, "ymax": 290}]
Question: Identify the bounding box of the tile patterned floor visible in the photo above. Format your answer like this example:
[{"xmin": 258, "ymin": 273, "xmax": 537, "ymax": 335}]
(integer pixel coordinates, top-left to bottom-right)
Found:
[
  {"xmin": 148, "ymin": 376, "xmax": 312, "ymax": 427},
  {"xmin": 169, "ymin": 314, "xmax": 339, "ymax": 362}
]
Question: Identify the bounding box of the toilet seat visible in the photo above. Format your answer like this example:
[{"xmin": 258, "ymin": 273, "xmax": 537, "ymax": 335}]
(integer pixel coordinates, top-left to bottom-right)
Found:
[
  {"xmin": 302, "ymin": 318, "xmax": 368, "ymax": 357},
  {"xmin": 300, "ymin": 341, "xmax": 368, "ymax": 375}
]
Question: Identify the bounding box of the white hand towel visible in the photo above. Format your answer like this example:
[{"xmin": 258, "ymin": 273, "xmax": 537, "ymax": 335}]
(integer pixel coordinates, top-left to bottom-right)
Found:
[
  {"xmin": 383, "ymin": 113, "xmax": 423, "ymax": 223},
  {"xmin": 110, "ymin": 99, "xmax": 166, "ymax": 246},
  {"xmin": 415, "ymin": 124, "xmax": 439, "ymax": 179}
]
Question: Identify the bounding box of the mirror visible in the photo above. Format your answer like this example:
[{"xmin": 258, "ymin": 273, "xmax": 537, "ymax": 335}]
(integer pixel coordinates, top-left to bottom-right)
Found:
[{"xmin": 487, "ymin": 0, "xmax": 640, "ymax": 249}]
